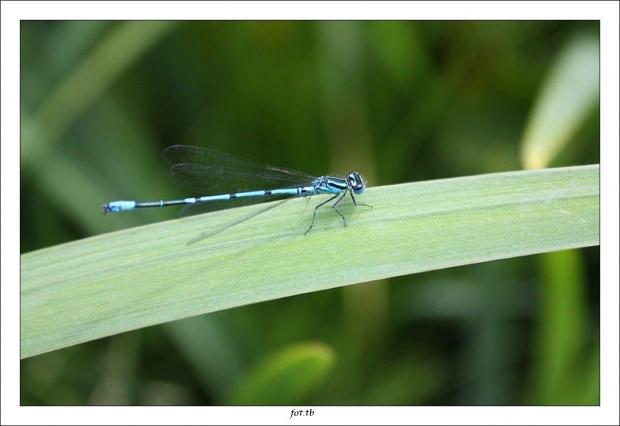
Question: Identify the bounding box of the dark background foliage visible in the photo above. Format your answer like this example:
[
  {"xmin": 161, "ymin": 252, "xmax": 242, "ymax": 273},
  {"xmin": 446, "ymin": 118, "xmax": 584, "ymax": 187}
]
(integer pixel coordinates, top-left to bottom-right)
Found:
[{"xmin": 21, "ymin": 21, "xmax": 599, "ymax": 405}]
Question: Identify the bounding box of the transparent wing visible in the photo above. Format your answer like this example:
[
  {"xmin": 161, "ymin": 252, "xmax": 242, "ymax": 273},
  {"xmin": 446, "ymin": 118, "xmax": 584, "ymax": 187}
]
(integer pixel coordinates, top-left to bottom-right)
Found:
[{"xmin": 163, "ymin": 145, "xmax": 316, "ymax": 194}]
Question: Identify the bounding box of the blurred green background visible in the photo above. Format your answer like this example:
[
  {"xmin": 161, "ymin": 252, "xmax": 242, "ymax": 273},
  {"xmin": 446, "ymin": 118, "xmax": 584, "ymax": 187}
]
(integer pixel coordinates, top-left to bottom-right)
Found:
[{"xmin": 20, "ymin": 21, "xmax": 599, "ymax": 405}]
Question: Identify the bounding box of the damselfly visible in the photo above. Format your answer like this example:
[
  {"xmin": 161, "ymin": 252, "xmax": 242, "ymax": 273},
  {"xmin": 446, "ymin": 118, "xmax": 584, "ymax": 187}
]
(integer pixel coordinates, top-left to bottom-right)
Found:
[{"xmin": 102, "ymin": 145, "xmax": 371, "ymax": 235}]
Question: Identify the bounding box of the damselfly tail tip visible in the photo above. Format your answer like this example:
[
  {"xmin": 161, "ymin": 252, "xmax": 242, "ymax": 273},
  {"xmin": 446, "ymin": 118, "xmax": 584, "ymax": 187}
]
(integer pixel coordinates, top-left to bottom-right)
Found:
[{"xmin": 101, "ymin": 200, "xmax": 136, "ymax": 213}]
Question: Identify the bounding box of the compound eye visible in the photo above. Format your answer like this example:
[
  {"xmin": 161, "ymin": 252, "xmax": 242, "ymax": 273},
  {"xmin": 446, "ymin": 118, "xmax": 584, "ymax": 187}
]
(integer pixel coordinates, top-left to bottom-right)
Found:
[{"xmin": 349, "ymin": 172, "xmax": 365, "ymax": 194}]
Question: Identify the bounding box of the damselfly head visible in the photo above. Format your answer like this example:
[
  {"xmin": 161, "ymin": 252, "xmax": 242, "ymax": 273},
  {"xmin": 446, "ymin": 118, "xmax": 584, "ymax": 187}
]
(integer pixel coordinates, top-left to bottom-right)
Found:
[{"xmin": 348, "ymin": 172, "xmax": 365, "ymax": 194}]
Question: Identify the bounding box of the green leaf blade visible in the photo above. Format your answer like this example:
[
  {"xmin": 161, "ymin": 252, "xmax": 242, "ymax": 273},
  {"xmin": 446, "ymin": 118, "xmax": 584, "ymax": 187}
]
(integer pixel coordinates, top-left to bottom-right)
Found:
[{"xmin": 21, "ymin": 165, "xmax": 599, "ymax": 358}]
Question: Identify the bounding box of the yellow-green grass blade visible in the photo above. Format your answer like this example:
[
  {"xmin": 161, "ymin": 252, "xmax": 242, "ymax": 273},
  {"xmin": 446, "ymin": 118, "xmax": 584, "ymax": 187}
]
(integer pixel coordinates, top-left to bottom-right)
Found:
[
  {"xmin": 520, "ymin": 35, "xmax": 599, "ymax": 170},
  {"xmin": 226, "ymin": 342, "xmax": 336, "ymax": 405},
  {"xmin": 21, "ymin": 165, "xmax": 599, "ymax": 358}
]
